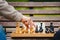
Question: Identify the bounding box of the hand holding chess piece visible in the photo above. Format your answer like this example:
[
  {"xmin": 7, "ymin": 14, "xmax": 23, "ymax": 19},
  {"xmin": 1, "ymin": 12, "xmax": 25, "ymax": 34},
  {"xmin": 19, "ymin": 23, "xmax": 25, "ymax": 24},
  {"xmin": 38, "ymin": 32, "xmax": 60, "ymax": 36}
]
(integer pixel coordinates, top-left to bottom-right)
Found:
[
  {"xmin": 21, "ymin": 23, "xmax": 35, "ymax": 34},
  {"xmin": 21, "ymin": 16, "xmax": 35, "ymax": 33}
]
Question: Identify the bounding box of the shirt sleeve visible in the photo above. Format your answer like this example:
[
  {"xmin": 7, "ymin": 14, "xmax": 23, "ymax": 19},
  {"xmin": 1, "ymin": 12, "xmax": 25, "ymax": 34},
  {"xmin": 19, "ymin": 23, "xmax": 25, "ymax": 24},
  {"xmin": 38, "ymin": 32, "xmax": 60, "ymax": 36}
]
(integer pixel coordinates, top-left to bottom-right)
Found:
[{"xmin": 0, "ymin": 0, "xmax": 24, "ymax": 21}]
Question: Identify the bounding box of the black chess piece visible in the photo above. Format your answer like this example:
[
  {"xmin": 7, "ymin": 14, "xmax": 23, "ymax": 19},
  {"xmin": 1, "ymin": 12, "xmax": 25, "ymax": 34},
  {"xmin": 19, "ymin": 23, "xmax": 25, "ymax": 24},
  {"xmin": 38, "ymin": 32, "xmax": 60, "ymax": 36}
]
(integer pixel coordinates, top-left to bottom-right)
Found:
[
  {"xmin": 39, "ymin": 23, "xmax": 43, "ymax": 32},
  {"xmin": 49, "ymin": 22, "xmax": 54, "ymax": 33},
  {"xmin": 45, "ymin": 27, "xmax": 49, "ymax": 33},
  {"xmin": 35, "ymin": 25, "xmax": 39, "ymax": 33}
]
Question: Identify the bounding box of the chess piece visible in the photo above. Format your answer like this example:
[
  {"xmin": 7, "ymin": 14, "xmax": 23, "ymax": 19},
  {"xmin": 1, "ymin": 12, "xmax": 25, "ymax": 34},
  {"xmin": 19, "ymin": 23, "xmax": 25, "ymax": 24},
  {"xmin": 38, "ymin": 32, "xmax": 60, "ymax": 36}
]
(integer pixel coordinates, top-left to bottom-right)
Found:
[
  {"xmin": 45, "ymin": 27, "xmax": 49, "ymax": 33},
  {"xmin": 15, "ymin": 22, "xmax": 22, "ymax": 34},
  {"xmin": 42, "ymin": 23, "xmax": 45, "ymax": 33},
  {"xmin": 27, "ymin": 25, "xmax": 30, "ymax": 33},
  {"xmin": 30, "ymin": 25, "xmax": 35, "ymax": 33},
  {"xmin": 49, "ymin": 22, "xmax": 54, "ymax": 33},
  {"xmin": 39, "ymin": 23, "xmax": 43, "ymax": 32},
  {"xmin": 22, "ymin": 24, "xmax": 28, "ymax": 33},
  {"xmin": 35, "ymin": 22, "xmax": 41, "ymax": 33},
  {"xmin": 35, "ymin": 25, "xmax": 39, "ymax": 33},
  {"xmin": 21, "ymin": 26, "xmax": 25, "ymax": 33}
]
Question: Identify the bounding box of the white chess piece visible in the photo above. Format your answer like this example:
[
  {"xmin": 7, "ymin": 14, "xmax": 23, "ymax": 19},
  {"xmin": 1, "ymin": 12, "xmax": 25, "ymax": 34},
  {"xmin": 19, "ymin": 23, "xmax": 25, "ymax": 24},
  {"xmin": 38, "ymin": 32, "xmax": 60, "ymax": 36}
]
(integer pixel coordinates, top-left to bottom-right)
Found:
[
  {"xmin": 34, "ymin": 22, "xmax": 40, "ymax": 32},
  {"xmin": 42, "ymin": 22, "xmax": 45, "ymax": 33},
  {"xmin": 28, "ymin": 25, "xmax": 30, "ymax": 33}
]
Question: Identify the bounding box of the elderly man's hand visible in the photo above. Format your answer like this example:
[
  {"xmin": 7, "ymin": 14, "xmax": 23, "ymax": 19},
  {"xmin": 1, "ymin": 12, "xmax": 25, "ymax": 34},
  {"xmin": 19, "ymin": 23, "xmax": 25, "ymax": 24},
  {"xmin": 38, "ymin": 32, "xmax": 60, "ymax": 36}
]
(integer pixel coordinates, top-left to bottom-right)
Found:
[{"xmin": 21, "ymin": 16, "xmax": 34, "ymax": 28}]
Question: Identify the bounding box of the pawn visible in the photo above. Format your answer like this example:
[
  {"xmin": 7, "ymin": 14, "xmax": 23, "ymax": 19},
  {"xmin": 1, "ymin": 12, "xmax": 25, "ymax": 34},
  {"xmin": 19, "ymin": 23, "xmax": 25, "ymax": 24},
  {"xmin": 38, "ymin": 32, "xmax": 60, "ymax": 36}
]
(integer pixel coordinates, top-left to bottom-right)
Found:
[
  {"xmin": 15, "ymin": 22, "xmax": 21, "ymax": 34},
  {"xmin": 39, "ymin": 23, "xmax": 43, "ymax": 32},
  {"xmin": 28, "ymin": 28, "xmax": 30, "ymax": 33},
  {"xmin": 45, "ymin": 27, "xmax": 49, "ymax": 33},
  {"xmin": 18, "ymin": 26, "xmax": 22, "ymax": 34},
  {"xmin": 35, "ymin": 25, "xmax": 39, "ymax": 33},
  {"xmin": 21, "ymin": 26, "xmax": 25, "ymax": 33},
  {"xmin": 49, "ymin": 22, "xmax": 54, "ymax": 33},
  {"xmin": 25, "ymin": 25, "xmax": 31, "ymax": 34},
  {"xmin": 30, "ymin": 26, "xmax": 35, "ymax": 33},
  {"xmin": 22, "ymin": 24, "xmax": 28, "ymax": 33}
]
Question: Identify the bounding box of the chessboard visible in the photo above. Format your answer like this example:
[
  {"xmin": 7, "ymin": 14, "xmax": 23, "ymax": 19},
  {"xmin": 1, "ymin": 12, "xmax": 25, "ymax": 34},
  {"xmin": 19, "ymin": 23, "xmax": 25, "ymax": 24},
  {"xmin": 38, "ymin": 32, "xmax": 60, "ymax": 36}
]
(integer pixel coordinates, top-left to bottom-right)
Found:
[
  {"xmin": 11, "ymin": 32, "xmax": 54, "ymax": 37},
  {"xmin": 11, "ymin": 22, "xmax": 54, "ymax": 38}
]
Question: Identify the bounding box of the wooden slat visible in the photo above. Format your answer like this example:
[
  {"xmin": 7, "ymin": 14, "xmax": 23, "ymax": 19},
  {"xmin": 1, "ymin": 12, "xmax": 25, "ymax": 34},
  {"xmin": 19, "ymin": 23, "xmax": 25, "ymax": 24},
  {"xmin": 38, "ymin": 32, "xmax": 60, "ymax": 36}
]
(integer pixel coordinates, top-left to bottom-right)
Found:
[
  {"xmin": 0, "ymin": 10, "xmax": 60, "ymax": 14},
  {"xmin": 0, "ymin": 16, "xmax": 60, "ymax": 22},
  {"xmin": 6, "ymin": 33, "xmax": 11, "ymax": 37},
  {"xmin": 6, "ymin": 37, "xmax": 53, "ymax": 40},
  {"xmin": 18, "ymin": 10, "xmax": 60, "ymax": 14},
  {"xmin": 31, "ymin": 16, "xmax": 60, "ymax": 22},
  {"xmin": 0, "ymin": 16, "xmax": 13, "ymax": 21},
  {"xmin": 6, "ymin": 28, "xmax": 16, "ymax": 33},
  {"xmin": 0, "ymin": 22, "xmax": 60, "ymax": 27},
  {"xmin": 7, "ymin": 37, "xmax": 13, "ymax": 40},
  {"xmin": 7, "ymin": 37, "xmax": 12, "ymax": 40},
  {"xmin": 8, "ymin": 2, "xmax": 60, "ymax": 7}
]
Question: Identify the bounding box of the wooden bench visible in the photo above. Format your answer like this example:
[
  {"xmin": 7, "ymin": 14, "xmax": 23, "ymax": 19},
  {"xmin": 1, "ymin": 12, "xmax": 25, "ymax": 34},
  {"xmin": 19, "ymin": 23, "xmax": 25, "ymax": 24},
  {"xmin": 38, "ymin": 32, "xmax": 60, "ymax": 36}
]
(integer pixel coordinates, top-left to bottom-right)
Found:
[
  {"xmin": 0, "ymin": 2, "xmax": 60, "ymax": 38},
  {"xmin": 8, "ymin": 2, "xmax": 60, "ymax": 7}
]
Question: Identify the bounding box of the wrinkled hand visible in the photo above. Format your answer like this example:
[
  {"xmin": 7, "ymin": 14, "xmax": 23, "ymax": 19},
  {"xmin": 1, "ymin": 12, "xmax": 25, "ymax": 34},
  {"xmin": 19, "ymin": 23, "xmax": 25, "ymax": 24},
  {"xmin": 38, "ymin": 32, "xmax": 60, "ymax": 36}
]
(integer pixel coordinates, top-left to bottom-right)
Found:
[{"xmin": 21, "ymin": 16, "xmax": 35, "ymax": 28}]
